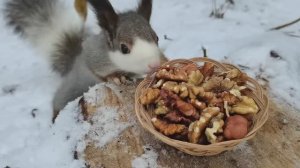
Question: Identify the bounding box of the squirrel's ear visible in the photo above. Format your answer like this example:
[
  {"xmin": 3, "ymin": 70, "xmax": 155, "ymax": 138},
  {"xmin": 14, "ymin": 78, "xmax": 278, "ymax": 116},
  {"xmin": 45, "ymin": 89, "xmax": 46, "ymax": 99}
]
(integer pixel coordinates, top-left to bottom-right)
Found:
[
  {"xmin": 137, "ymin": 0, "xmax": 152, "ymax": 22},
  {"xmin": 75, "ymin": 0, "xmax": 88, "ymax": 21},
  {"xmin": 88, "ymin": 0, "xmax": 118, "ymax": 38}
]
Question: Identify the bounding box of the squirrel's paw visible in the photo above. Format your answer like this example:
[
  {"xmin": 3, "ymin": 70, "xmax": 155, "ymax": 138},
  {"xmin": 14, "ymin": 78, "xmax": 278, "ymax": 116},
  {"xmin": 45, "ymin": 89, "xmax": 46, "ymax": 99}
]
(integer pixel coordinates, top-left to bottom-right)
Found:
[
  {"xmin": 52, "ymin": 110, "xmax": 60, "ymax": 124},
  {"xmin": 106, "ymin": 74, "xmax": 134, "ymax": 85}
]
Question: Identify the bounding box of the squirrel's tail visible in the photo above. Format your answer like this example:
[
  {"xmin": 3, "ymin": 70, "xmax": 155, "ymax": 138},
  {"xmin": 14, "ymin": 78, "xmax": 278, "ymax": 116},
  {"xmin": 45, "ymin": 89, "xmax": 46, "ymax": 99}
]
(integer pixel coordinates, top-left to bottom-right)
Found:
[{"xmin": 4, "ymin": 0, "xmax": 87, "ymax": 76}]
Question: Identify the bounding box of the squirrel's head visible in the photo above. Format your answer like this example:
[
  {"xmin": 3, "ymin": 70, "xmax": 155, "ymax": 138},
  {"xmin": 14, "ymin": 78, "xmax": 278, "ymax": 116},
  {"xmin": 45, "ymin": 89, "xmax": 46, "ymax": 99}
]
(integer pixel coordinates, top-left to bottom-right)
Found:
[{"xmin": 89, "ymin": 0, "xmax": 167, "ymax": 75}]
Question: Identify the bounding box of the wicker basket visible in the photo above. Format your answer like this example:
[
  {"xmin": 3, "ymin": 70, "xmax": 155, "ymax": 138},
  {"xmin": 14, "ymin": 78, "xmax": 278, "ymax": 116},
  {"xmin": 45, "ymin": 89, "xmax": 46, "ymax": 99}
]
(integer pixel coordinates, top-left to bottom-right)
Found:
[{"xmin": 135, "ymin": 57, "xmax": 269, "ymax": 156}]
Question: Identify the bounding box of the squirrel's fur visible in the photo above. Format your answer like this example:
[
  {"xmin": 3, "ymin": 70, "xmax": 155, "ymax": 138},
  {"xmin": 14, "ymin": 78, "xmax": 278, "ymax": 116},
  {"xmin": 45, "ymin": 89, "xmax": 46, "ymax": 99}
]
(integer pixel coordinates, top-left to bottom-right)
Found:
[{"xmin": 4, "ymin": 0, "xmax": 167, "ymax": 122}]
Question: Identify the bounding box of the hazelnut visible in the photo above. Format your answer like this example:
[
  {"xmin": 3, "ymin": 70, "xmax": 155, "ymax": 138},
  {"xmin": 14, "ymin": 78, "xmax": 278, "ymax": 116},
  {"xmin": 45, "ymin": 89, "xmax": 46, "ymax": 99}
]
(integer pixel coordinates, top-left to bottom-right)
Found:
[{"xmin": 224, "ymin": 115, "xmax": 248, "ymax": 140}]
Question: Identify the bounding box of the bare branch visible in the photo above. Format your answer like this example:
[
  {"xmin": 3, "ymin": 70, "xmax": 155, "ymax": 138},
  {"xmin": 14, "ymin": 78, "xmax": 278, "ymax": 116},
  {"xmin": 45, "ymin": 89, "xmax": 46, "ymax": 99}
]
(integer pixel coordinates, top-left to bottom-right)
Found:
[{"xmin": 269, "ymin": 17, "xmax": 300, "ymax": 30}]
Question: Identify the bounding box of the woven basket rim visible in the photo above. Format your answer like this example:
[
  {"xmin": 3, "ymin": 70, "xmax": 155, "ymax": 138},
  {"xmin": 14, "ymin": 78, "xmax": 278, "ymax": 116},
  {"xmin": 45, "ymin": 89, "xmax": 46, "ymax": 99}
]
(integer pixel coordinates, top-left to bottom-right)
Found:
[{"xmin": 135, "ymin": 57, "xmax": 269, "ymax": 156}]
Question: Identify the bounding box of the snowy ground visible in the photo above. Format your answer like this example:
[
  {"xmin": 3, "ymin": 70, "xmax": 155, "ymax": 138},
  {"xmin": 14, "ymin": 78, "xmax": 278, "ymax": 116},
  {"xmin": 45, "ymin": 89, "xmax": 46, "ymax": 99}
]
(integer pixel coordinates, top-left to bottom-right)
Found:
[{"xmin": 0, "ymin": 0, "xmax": 300, "ymax": 167}]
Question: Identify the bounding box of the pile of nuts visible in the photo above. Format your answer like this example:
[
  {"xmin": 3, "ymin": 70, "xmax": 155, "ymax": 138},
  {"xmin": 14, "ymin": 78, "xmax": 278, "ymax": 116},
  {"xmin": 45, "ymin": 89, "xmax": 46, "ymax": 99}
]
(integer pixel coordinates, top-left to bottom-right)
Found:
[{"xmin": 139, "ymin": 62, "xmax": 259, "ymax": 144}]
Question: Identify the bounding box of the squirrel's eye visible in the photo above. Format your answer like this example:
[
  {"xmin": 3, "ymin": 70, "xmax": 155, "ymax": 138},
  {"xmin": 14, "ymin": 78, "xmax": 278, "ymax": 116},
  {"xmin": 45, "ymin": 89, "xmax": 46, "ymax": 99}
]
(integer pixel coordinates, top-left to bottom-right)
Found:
[{"xmin": 120, "ymin": 44, "xmax": 130, "ymax": 54}]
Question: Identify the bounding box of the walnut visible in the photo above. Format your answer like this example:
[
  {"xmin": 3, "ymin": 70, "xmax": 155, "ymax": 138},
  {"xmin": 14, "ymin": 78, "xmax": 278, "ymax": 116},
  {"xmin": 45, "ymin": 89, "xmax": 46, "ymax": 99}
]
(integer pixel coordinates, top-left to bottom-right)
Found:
[
  {"xmin": 160, "ymin": 89, "xmax": 199, "ymax": 119},
  {"xmin": 199, "ymin": 92, "xmax": 216, "ymax": 101},
  {"xmin": 229, "ymin": 85, "xmax": 248, "ymax": 98},
  {"xmin": 234, "ymin": 72, "xmax": 248, "ymax": 85},
  {"xmin": 160, "ymin": 89, "xmax": 179, "ymax": 108},
  {"xmin": 202, "ymin": 76, "xmax": 223, "ymax": 91},
  {"xmin": 176, "ymin": 99, "xmax": 200, "ymax": 120},
  {"xmin": 143, "ymin": 61, "xmax": 257, "ymax": 144},
  {"xmin": 202, "ymin": 76, "xmax": 236, "ymax": 92},
  {"xmin": 229, "ymin": 88, "xmax": 242, "ymax": 98},
  {"xmin": 214, "ymin": 112, "xmax": 225, "ymax": 122},
  {"xmin": 162, "ymin": 82, "xmax": 216, "ymax": 101},
  {"xmin": 154, "ymin": 100, "xmax": 169, "ymax": 115},
  {"xmin": 179, "ymin": 85, "xmax": 189, "ymax": 98},
  {"xmin": 222, "ymin": 69, "xmax": 248, "ymax": 85},
  {"xmin": 161, "ymin": 81, "xmax": 189, "ymax": 98},
  {"xmin": 162, "ymin": 81, "xmax": 180, "ymax": 93},
  {"xmin": 188, "ymin": 85, "xmax": 215, "ymax": 100},
  {"xmin": 153, "ymin": 79, "xmax": 165, "ymax": 88},
  {"xmin": 219, "ymin": 92, "xmax": 239, "ymax": 105},
  {"xmin": 187, "ymin": 87, "xmax": 197, "ymax": 99},
  {"xmin": 156, "ymin": 68, "xmax": 188, "ymax": 81},
  {"xmin": 224, "ymin": 69, "xmax": 240, "ymax": 79},
  {"xmin": 201, "ymin": 62, "xmax": 215, "ymax": 78},
  {"xmin": 208, "ymin": 97, "xmax": 224, "ymax": 111},
  {"xmin": 232, "ymin": 96, "xmax": 259, "ymax": 114},
  {"xmin": 187, "ymin": 85, "xmax": 202, "ymax": 99},
  {"xmin": 140, "ymin": 88, "xmax": 160, "ymax": 105},
  {"xmin": 164, "ymin": 111, "xmax": 192, "ymax": 125},
  {"xmin": 190, "ymin": 99, "xmax": 207, "ymax": 111},
  {"xmin": 152, "ymin": 117, "xmax": 187, "ymax": 136},
  {"xmin": 205, "ymin": 118, "xmax": 225, "ymax": 144},
  {"xmin": 220, "ymin": 78, "xmax": 236, "ymax": 91},
  {"xmin": 190, "ymin": 85, "xmax": 205, "ymax": 95},
  {"xmin": 181, "ymin": 63, "xmax": 199, "ymax": 73},
  {"xmin": 188, "ymin": 107, "xmax": 220, "ymax": 143},
  {"xmin": 162, "ymin": 81, "xmax": 212, "ymax": 99},
  {"xmin": 155, "ymin": 106, "xmax": 169, "ymax": 115},
  {"xmin": 188, "ymin": 70, "xmax": 204, "ymax": 85}
]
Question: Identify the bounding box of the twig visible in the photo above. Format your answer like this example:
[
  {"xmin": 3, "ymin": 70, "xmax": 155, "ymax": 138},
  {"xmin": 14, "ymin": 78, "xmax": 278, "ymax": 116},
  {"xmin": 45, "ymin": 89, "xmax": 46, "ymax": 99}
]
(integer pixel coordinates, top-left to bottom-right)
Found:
[
  {"xmin": 226, "ymin": 0, "xmax": 234, "ymax": 5},
  {"xmin": 164, "ymin": 35, "xmax": 173, "ymax": 41},
  {"xmin": 237, "ymin": 64, "xmax": 250, "ymax": 70},
  {"xmin": 210, "ymin": 0, "xmax": 233, "ymax": 19},
  {"xmin": 269, "ymin": 17, "xmax": 300, "ymax": 30},
  {"xmin": 212, "ymin": 0, "xmax": 217, "ymax": 15},
  {"xmin": 202, "ymin": 46, "xmax": 207, "ymax": 57},
  {"xmin": 283, "ymin": 32, "xmax": 300, "ymax": 38}
]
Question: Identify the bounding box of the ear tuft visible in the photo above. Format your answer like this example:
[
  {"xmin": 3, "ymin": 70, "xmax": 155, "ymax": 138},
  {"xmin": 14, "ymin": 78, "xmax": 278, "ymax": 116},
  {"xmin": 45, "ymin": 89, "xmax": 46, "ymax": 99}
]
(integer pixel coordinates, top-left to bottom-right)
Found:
[
  {"xmin": 88, "ymin": 0, "xmax": 118, "ymax": 38},
  {"xmin": 137, "ymin": 0, "xmax": 152, "ymax": 22},
  {"xmin": 75, "ymin": 0, "xmax": 88, "ymax": 21}
]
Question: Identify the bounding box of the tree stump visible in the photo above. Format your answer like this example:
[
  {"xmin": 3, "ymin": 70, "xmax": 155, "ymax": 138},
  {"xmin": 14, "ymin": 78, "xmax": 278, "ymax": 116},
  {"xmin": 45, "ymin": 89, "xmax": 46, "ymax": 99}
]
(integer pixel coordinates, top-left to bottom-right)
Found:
[{"xmin": 79, "ymin": 83, "xmax": 300, "ymax": 168}]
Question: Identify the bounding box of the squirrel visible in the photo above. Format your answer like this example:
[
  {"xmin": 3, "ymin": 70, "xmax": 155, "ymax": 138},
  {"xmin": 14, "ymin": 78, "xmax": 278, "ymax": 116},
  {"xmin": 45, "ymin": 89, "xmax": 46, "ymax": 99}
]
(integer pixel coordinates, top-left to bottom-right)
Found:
[{"xmin": 4, "ymin": 0, "xmax": 168, "ymax": 122}]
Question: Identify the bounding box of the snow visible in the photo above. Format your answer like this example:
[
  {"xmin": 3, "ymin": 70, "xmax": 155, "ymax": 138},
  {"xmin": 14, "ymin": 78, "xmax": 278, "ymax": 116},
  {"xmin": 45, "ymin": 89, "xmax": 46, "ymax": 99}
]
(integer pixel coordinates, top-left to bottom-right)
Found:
[
  {"xmin": 0, "ymin": 94, "xmax": 90, "ymax": 168},
  {"xmin": 88, "ymin": 107, "xmax": 130, "ymax": 147},
  {"xmin": 131, "ymin": 146, "xmax": 158, "ymax": 168},
  {"xmin": 0, "ymin": 0, "xmax": 300, "ymax": 167},
  {"xmin": 151, "ymin": 0, "xmax": 300, "ymax": 109},
  {"xmin": 227, "ymin": 32, "xmax": 300, "ymax": 109},
  {"xmin": 84, "ymin": 84, "xmax": 131, "ymax": 148}
]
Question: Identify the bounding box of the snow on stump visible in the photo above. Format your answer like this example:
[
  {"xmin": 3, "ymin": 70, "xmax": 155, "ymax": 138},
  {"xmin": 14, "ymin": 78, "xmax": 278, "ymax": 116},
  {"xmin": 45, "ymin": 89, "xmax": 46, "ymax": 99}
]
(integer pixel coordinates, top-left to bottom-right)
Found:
[
  {"xmin": 76, "ymin": 83, "xmax": 300, "ymax": 168},
  {"xmin": 79, "ymin": 83, "xmax": 146, "ymax": 168}
]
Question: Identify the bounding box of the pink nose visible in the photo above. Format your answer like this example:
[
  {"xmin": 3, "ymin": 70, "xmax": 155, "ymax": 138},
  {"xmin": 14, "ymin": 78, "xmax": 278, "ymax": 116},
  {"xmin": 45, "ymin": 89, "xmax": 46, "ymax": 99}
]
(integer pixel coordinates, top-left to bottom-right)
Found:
[
  {"xmin": 148, "ymin": 62, "xmax": 160, "ymax": 70},
  {"xmin": 147, "ymin": 62, "xmax": 161, "ymax": 74}
]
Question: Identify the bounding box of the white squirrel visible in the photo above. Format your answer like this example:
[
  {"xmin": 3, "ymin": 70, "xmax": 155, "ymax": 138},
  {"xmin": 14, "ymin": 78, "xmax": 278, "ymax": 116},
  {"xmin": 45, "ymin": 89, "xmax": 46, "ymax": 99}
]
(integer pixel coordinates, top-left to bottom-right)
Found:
[{"xmin": 4, "ymin": 0, "xmax": 167, "ymax": 122}]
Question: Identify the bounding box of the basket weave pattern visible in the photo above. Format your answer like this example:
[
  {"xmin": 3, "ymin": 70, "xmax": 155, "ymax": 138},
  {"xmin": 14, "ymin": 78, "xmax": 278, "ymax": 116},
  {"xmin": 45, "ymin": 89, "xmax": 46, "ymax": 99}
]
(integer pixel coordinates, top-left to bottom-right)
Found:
[{"xmin": 135, "ymin": 57, "xmax": 269, "ymax": 156}]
